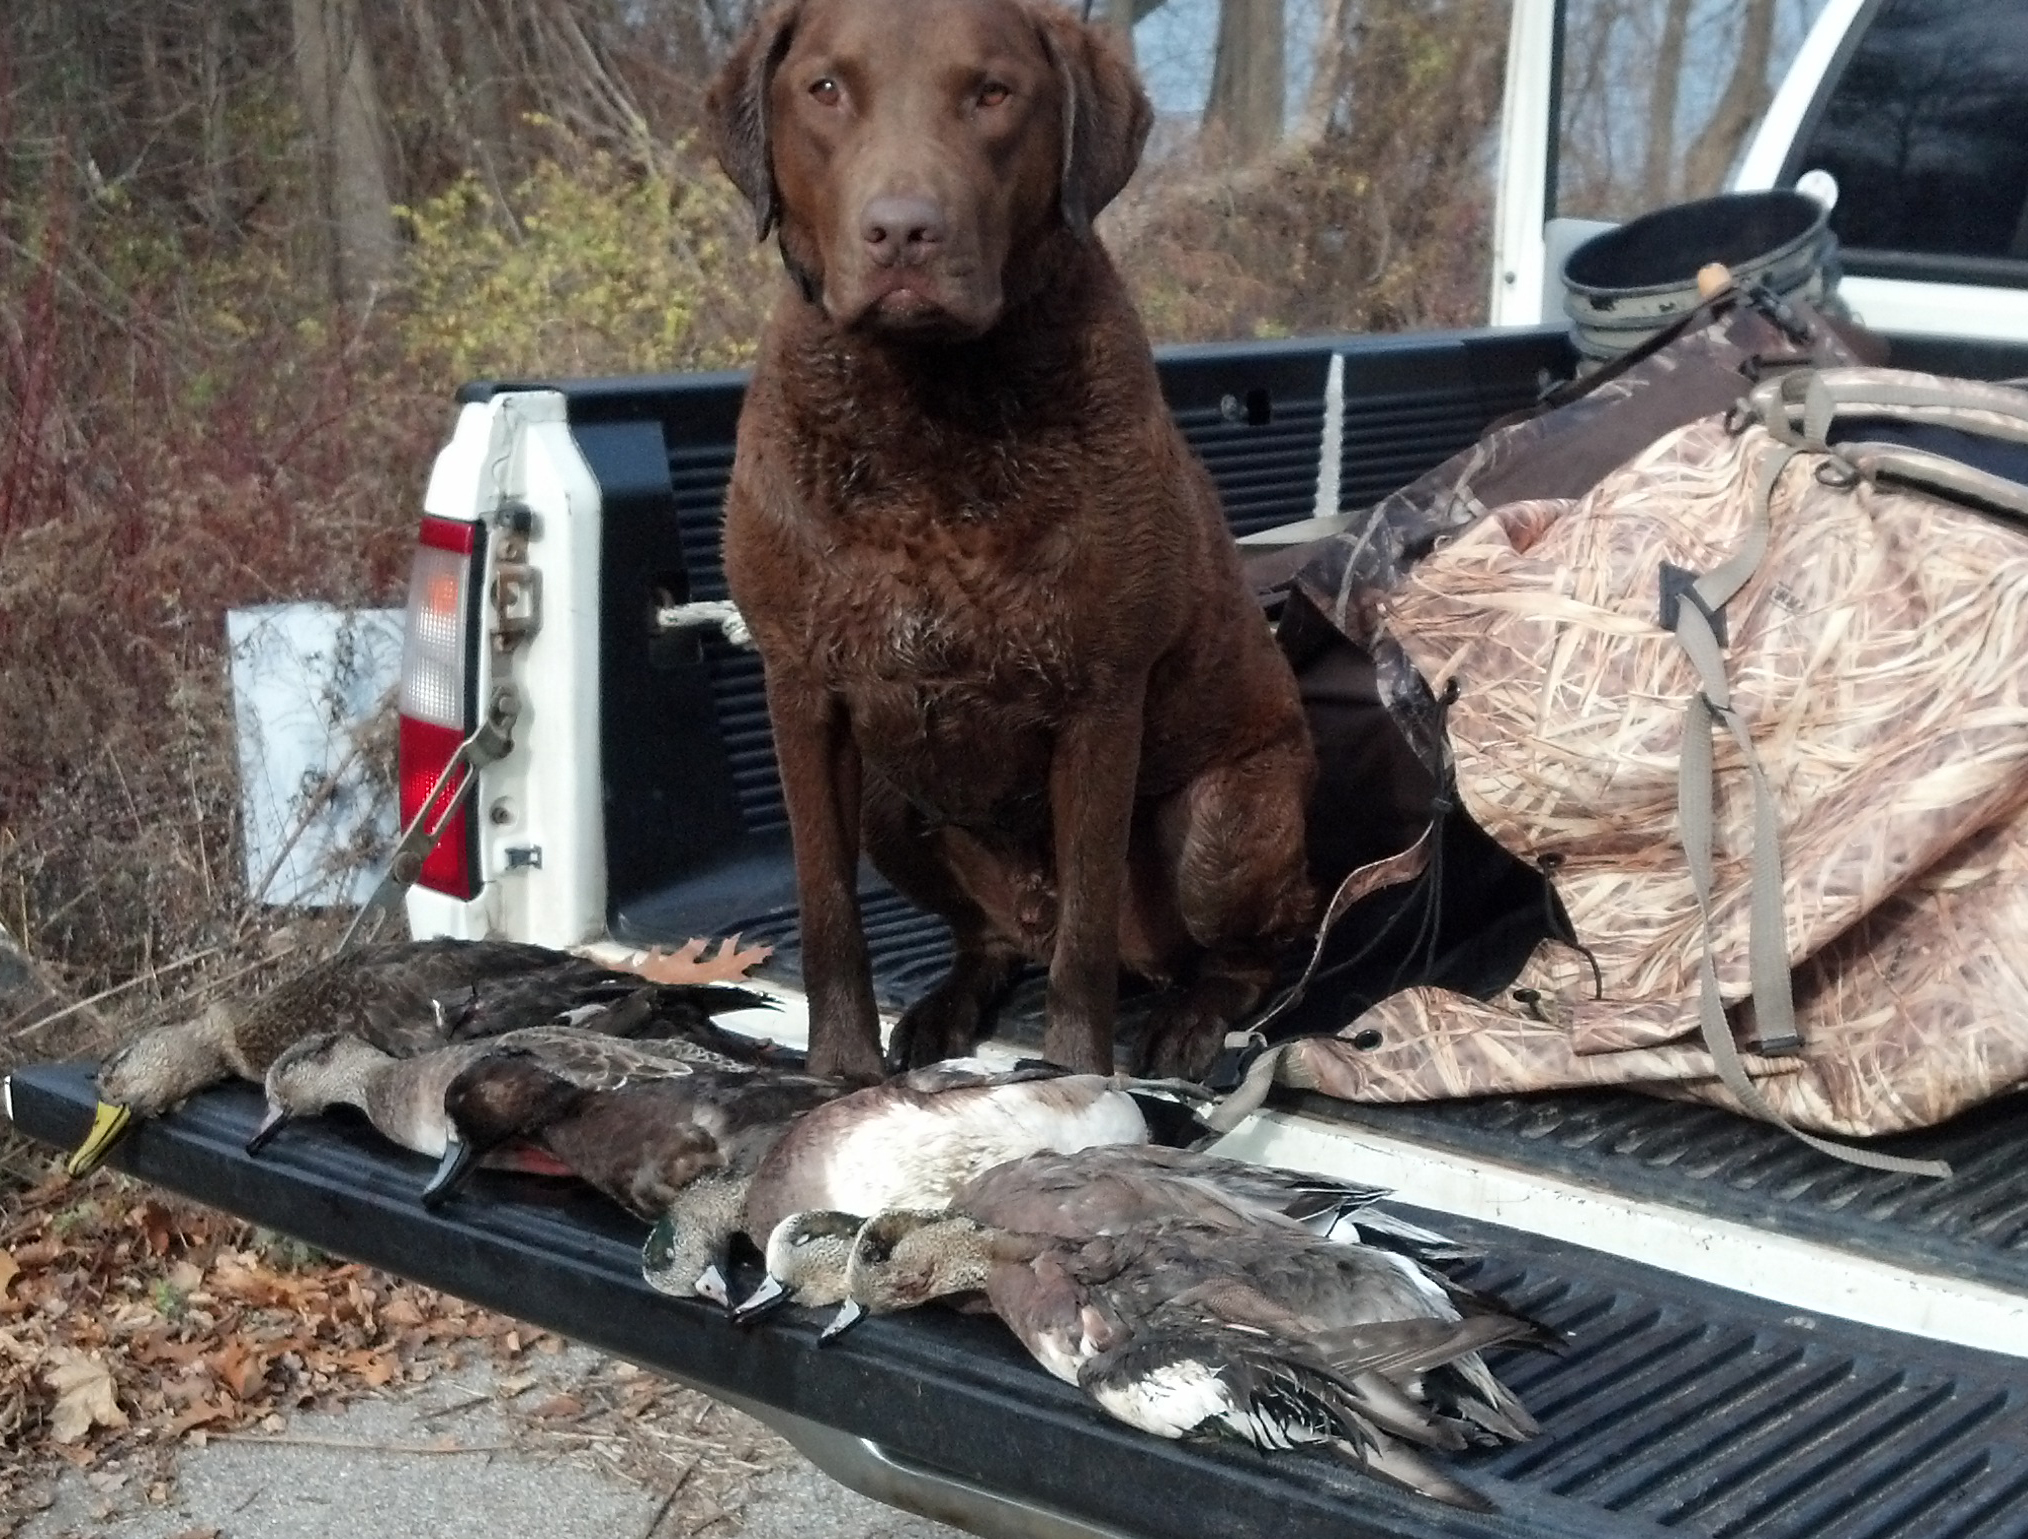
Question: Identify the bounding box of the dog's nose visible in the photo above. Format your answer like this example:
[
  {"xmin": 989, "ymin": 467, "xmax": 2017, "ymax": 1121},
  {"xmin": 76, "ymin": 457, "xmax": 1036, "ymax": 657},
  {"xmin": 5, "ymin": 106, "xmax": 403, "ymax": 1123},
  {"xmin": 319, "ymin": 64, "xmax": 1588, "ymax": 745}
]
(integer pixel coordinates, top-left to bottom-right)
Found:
[{"xmin": 860, "ymin": 197, "xmax": 946, "ymax": 267}]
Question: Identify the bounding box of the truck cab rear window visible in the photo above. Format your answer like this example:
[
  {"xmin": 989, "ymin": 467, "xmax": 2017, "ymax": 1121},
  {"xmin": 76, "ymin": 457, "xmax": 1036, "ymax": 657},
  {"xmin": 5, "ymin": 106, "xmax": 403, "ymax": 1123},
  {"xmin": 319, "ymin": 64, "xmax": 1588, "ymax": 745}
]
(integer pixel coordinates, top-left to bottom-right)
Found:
[{"xmin": 1790, "ymin": 0, "xmax": 2028, "ymax": 285}]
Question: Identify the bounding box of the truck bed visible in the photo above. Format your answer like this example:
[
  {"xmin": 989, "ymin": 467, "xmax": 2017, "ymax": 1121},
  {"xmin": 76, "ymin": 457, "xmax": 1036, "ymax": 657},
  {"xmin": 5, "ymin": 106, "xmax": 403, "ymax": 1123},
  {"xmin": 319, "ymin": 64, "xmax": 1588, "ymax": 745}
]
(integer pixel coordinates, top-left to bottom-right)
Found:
[
  {"xmin": 17, "ymin": 324, "xmax": 2028, "ymax": 1539},
  {"xmin": 13, "ymin": 1061, "xmax": 2028, "ymax": 1539},
  {"xmin": 563, "ymin": 322, "xmax": 2028, "ymax": 1327}
]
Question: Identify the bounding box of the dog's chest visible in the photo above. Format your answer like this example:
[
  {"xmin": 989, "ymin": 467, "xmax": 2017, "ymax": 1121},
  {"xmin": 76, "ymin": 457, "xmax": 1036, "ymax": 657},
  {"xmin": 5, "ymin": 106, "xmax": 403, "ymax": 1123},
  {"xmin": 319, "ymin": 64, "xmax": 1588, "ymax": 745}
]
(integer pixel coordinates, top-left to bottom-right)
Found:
[{"xmin": 808, "ymin": 509, "xmax": 1085, "ymax": 701}]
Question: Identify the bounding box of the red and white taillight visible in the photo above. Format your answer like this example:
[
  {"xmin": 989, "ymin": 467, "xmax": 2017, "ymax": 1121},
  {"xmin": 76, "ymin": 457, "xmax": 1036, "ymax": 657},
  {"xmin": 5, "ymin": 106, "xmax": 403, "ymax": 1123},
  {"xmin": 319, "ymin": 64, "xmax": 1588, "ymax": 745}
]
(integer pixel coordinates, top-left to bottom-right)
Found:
[{"xmin": 397, "ymin": 516, "xmax": 484, "ymax": 898}]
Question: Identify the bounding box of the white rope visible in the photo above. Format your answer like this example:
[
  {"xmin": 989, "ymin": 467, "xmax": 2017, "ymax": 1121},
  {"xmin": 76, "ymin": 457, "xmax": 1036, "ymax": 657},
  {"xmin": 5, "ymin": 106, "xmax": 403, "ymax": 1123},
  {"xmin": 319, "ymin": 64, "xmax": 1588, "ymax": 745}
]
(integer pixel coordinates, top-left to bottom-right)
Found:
[
  {"xmin": 656, "ymin": 600, "xmax": 754, "ymax": 649},
  {"xmin": 1312, "ymin": 351, "xmax": 1346, "ymax": 524}
]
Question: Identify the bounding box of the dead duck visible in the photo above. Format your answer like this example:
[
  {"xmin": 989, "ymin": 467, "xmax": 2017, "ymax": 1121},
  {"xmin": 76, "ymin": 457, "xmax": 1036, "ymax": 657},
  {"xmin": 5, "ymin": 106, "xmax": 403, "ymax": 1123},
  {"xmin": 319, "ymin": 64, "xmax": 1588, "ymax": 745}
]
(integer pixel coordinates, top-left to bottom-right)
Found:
[
  {"xmin": 70, "ymin": 939, "xmax": 570, "ymax": 1175},
  {"xmin": 67, "ymin": 936, "xmax": 774, "ymax": 1175},
  {"xmin": 710, "ymin": 1210, "xmax": 868, "ymax": 1314},
  {"xmin": 723, "ymin": 1061, "xmax": 1204, "ymax": 1320},
  {"xmin": 947, "ymin": 1145, "xmax": 1475, "ymax": 1269},
  {"xmin": 246, "ymin": 1023, "xmax": 755, "ymax": 1160},
  {"xmin": 834, "ymin": 1211, "xmax": 1553, "ymax": 1511},
  {"xmin": 731, "ymin": 1143, "xmax": 1457, "ymax": 1318},
  {"xmin": 425, "ymin": 1053, "xmax": 847, "ymax": 1302}
]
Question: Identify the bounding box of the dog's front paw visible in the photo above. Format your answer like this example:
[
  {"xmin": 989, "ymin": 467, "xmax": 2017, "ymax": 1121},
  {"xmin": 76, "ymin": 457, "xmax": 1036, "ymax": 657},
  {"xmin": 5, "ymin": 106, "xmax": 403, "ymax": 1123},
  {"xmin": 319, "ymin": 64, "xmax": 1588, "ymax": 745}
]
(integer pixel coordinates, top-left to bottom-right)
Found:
[
  {"xmin": 809, "ymin": 1034, "xmax": 890, "ymax": 1086},
  {"xmin": 887, "ymin": 985, "xmax": 985, "ymax": 1071},
  {"xmin": 1132, "ymin": 994, "xmax": 1227, "ymax": 1081}
]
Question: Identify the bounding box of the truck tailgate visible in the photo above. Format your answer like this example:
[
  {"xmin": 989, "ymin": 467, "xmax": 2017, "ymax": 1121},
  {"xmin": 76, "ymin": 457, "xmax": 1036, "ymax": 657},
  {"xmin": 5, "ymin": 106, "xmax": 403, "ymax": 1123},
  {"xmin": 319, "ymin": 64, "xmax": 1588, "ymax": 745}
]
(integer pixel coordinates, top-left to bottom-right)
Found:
[{"xmin": 12, "ymin": 1062, "xmax": 2028, "ymax": 1539}]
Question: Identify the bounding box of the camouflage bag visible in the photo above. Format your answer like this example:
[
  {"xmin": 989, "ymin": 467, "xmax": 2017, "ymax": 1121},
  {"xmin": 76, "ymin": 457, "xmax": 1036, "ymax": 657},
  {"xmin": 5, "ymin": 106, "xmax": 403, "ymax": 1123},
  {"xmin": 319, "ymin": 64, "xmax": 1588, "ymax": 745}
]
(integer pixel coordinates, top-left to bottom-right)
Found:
[{"xmin": 1222, "ymin": 362, "xmax": 2028, "ymax": 1175}]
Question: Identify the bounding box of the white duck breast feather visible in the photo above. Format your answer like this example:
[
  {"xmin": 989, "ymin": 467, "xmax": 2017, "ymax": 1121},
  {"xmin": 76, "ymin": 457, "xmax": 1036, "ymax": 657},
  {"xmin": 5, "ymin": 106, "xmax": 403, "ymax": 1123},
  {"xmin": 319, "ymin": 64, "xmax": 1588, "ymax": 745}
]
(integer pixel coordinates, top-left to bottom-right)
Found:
[{"xmin": 766, "ymin": 1070, "xmax": 1149, "ymax": 1221}]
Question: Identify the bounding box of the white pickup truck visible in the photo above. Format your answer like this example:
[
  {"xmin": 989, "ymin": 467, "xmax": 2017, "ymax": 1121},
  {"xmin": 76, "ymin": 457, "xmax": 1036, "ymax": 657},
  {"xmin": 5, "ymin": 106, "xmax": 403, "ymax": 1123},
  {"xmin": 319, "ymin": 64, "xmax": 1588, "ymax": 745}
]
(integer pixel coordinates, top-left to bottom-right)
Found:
[{"xmin": 13, "ymin": 2, "xmax": 2028, "ymax": 1536}]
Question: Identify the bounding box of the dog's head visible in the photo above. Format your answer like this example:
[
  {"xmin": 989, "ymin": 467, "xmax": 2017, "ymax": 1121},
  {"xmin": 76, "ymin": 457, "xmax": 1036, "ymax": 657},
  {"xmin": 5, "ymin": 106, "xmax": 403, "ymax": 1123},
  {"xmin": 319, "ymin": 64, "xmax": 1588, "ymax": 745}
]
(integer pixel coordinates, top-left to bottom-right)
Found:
[{"xmin": 708, "ymin": 0, "xmax": 1152, "ymax": 341}]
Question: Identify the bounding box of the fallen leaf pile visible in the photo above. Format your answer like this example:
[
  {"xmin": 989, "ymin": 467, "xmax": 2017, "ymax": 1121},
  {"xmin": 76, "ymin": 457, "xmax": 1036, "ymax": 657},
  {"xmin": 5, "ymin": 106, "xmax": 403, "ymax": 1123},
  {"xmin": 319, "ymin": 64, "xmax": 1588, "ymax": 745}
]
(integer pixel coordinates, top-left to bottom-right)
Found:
[
  {"xmin": 497, "ymin": 1356, "xmax": 782, "ymax": 1528},
  {"xmin": 0, "ymin": 1167, "xmax": 671, "ymax": 1524}
]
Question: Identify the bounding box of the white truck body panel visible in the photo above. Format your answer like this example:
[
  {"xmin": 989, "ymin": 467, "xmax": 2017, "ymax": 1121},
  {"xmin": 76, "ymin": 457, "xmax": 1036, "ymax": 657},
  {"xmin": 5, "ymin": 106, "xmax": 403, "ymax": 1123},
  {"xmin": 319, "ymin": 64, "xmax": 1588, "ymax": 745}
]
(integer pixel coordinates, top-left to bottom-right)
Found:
[{"xmin": 406, "ymin": 393, "xmax": 609, "ymax": 949}]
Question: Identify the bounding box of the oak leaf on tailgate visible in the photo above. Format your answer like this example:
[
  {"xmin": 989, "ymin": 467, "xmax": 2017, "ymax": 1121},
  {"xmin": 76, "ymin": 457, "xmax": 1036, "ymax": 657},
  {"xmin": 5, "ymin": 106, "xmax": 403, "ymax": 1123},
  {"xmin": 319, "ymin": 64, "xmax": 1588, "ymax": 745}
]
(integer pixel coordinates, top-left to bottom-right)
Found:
[{"xmin": 627, "ymin": 935, "xmax": 772, "ymax": 984}]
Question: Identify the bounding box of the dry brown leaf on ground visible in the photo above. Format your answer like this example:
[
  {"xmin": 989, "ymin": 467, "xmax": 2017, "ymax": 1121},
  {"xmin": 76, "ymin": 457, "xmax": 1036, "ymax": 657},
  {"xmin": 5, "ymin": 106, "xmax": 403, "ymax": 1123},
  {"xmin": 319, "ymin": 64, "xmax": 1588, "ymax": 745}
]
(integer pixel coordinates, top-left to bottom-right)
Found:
[
  {"xmin": 626, "ymin": 936, "xmax": 772, "ymax": 985},
  {"xmin": 0, "ymin": 1251, "xmax": 19, "ymax": 1301},
  {"xmin": 44, "ymin": 1349, "xmax": 127, "ymax": 1443}
]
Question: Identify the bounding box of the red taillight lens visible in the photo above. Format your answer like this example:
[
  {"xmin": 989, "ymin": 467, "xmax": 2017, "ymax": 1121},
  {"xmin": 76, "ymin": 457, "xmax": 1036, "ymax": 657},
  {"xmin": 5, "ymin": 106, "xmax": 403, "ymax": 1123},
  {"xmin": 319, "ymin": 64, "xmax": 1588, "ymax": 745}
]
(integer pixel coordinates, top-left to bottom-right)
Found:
[
  {"xmin": 397, "ymin": 516, "xmax": 481, "ymax": 899},
  {"xmin": 399, "ymin": 716, "xmax": 476, "ymax": 897}
]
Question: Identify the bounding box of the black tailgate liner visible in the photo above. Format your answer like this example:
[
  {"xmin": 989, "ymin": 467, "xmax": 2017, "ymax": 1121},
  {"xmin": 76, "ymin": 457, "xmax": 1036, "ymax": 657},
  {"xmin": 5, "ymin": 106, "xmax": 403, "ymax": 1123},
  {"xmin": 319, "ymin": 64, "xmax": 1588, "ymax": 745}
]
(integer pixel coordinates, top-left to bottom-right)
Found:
[
  {"xmin": 12, "ymin": 1061, "xmax": 2028, "ymax": 1539},
  {"xmin": 1279, "ymin": 1088, "xmax": 2028, "ymax": 1298}
]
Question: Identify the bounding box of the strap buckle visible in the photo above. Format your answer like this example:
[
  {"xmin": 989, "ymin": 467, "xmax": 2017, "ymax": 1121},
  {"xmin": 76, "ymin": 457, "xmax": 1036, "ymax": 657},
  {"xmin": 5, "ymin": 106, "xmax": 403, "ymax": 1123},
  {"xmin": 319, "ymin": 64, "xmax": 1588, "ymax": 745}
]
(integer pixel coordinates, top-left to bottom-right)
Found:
[{"xmin": 1659, "ymin": 563, "xmax": 1729, "ymax": 648}]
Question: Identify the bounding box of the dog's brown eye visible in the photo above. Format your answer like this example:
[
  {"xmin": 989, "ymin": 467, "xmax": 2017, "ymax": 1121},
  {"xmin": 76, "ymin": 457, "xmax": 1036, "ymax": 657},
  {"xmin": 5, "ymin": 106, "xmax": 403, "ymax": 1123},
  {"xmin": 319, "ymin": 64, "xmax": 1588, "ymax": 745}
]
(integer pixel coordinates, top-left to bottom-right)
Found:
[
  {"xmin": 978, "ymin": 82, "xmax": 1010, "ymax": 108},
  {"xmin": 809, "ymin": 77, "xmax": 841, "ymax": 106}
]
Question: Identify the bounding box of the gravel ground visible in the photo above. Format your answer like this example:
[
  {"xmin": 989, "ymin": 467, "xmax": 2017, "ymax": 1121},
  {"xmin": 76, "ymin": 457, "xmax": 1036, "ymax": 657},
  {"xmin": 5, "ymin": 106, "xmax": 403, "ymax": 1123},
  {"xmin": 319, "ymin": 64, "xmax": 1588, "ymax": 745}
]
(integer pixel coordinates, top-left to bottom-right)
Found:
[{"xmin": 15, "ymin": 1348, "xmax": 967, "ymax": 1539}]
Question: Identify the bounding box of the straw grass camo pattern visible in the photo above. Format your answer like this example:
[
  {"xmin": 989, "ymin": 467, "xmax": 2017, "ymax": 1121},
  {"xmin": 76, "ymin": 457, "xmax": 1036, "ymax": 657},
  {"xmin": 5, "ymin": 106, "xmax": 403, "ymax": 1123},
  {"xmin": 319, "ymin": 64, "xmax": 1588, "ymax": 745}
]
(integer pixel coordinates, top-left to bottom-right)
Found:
[
  {"xmin": 1661, "ymin": 799, "xmax": 2028, "ymax": 1135},
  {"xmin": 1288, "ymin": 369, "xmax": 2028, "ymax": 1136}
]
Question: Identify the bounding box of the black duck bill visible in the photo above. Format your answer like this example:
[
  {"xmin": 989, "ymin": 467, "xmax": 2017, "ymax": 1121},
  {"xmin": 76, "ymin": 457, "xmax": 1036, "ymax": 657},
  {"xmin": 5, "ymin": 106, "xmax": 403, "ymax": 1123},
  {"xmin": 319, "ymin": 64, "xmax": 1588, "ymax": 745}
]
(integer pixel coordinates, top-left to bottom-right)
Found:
[
  {"xmin": 244, "ymin": 1104, "xmax": 292, "ymax": 1155},
  {"xmin": 66, "ymin": 1100, "xmax": 134, "ymax": 1177},
  {"xmin": 421, "ymin": 1136, "xmax": 479, "ymax": 1208},
  {"xmin": 731, "ymin": 1273, "xmax": 791, "ymax": 1324},
  {"xmin": 818, "ymin": 1298, "xmax": 865, "ymax": 1343}
]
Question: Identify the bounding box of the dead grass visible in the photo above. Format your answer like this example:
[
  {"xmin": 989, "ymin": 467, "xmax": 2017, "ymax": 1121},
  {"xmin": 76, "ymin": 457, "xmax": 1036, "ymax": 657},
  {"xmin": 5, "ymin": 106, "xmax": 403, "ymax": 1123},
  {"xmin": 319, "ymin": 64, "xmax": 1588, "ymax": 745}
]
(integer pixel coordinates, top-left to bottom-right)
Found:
[{"xmin": 0, "ymin": 183, "xmax": 436, "ymax": 1074}]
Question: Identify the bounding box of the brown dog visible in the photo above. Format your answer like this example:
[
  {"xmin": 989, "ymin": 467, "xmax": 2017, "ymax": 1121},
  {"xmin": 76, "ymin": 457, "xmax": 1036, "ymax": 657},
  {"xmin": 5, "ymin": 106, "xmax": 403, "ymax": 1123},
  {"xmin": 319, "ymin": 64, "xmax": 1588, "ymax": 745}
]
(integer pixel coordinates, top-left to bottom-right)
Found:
[{"xmin": 708, "ymin": 0, "xmax": 1316, "ymax": 1082}]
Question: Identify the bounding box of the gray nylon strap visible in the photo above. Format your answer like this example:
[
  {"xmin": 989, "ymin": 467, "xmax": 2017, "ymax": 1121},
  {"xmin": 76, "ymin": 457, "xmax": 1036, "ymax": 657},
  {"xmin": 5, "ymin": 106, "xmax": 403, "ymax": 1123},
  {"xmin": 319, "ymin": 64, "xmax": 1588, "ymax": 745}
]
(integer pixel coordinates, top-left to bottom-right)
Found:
[
  {"xmin": 1752, "ymin": 371, "xmax": 2028, "ymax": 450},
  {"xmin": 1671, "ymin": 442, "xmax": 1950, "ymax": 1179},
  {"xmin": 1198, "ymin": 1041, "xmax": 1291, "ymax": 1136},
  {"xmin": 1852, "ymin": 444, "xmax": 2028, "ymax": 521}
]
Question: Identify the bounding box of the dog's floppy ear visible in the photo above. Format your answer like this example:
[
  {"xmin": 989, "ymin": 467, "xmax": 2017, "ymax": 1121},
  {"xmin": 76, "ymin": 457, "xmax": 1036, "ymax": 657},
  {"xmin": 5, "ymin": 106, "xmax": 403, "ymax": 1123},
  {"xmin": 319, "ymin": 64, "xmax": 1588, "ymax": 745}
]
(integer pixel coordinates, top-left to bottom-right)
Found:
[
  {"xmin": 707, "ymin": 1, "xmax": 801, "ymax": 239},
  {"xmin": 1033, "ymin": 6, "xmax": 1154, "ymax": 239}
]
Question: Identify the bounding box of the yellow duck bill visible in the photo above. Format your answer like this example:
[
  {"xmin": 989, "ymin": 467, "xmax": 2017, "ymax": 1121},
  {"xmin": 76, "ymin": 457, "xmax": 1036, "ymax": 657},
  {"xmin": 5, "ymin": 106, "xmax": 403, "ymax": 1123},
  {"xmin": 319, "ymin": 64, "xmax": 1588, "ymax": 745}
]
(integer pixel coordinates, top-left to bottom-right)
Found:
[{"xmin": 66, "ymin": 1100, "xmax": 135, "ymax": 1178}]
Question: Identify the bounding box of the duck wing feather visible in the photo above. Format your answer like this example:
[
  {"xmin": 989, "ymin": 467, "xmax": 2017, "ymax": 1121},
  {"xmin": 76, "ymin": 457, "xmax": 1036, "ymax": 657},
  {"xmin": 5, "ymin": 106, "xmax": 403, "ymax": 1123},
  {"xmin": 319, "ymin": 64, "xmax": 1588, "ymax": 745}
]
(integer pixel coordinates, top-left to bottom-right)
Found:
[{"xmin": 1080, "ymin": 1325, "xmax": 1498, "ymax": 1511}]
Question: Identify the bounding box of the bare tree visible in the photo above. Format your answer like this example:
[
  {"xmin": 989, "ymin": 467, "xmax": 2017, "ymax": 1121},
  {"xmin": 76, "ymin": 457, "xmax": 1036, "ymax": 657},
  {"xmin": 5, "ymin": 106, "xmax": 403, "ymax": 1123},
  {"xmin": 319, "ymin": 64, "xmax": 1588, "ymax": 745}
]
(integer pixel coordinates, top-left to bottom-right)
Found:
[
  {"xmin": 1099, "ymin": 0, "xmax": 1138, "ymax": 65},
  {"xmin": 1642, "ymin": 0, "xmax": 1693, "ymax": 202},
  {"xmin": 1682, "ymin": 0, "xmax": 1778, "ymax": 196},
  {"xmin": 1296, "ymin": 0, "xmax": 1354, "ymax": 145},
  {"xmin": 1205, "ymin": 0, "xmax": 1284, "ymax": 163},
  {"xmin": 291, "ymin": 0, "xmax": 398, "ymax": 309}
]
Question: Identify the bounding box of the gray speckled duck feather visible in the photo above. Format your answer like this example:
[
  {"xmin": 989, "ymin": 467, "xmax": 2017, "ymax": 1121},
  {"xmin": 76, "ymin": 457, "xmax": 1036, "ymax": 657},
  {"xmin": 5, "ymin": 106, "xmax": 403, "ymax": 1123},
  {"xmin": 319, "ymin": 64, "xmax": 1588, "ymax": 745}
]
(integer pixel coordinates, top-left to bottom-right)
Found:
[
  {"xmin": 837, "ymin": 1208, "xmax": 1552, "ymax": 1510},
  {"xmin": 257, "ymin": 1024, "xmax": 757, "ymax": 1158}
]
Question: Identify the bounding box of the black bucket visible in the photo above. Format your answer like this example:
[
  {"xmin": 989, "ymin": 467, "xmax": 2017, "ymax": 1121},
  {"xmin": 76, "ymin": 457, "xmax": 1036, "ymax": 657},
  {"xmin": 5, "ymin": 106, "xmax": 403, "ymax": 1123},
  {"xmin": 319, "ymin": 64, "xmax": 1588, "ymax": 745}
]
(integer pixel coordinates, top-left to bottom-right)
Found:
[{"xmin": 1562, "ymin": 190, "xmax": 1837, "ymax": 361}]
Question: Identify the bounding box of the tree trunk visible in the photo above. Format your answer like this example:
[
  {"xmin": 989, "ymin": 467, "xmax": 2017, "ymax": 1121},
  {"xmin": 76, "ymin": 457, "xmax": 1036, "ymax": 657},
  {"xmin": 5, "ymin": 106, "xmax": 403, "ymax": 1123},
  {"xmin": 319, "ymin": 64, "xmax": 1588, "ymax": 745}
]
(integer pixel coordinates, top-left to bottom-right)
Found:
[
  {"xmin": 1682, "ymin": 0, "xmax": 1778, "ymax": 198},
  {"xmin": 199, "ymin": 3, "xmax": 233, "ymax": 236},
  {"xmin": 1205, "ymin": 0, "xmax": 1284, "ymax": 163},
  {"xmin": 457, "ymin": 0, "xmax": 518, "ymax": 185},
  {"xmin": 292, "ymin": 0, "xmax": 398, "ymax": 310},
  {"xmin": 1100, "ymin": 0, "xmax": 1137, "ymax": 66},
  {"xmin": 400, "ymin": 0, "xmax": 515, "ymax": 222},
  {"xmin": 1295, "ymin": 0, "xmax": 1352, "ymax": 145},
  {"xmin": 1642, "ymin": 0, "xmax": 1694, "ymax": 204}
]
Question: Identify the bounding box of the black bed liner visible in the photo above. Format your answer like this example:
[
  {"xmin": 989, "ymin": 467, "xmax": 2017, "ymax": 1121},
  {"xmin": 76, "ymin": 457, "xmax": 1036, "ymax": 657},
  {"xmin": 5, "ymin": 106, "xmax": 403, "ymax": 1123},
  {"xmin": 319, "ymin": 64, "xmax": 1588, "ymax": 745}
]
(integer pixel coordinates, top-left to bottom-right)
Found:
[{"xmin": 12, "ymin": 1061, "xmax": 2028, "ymax": 1539}]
